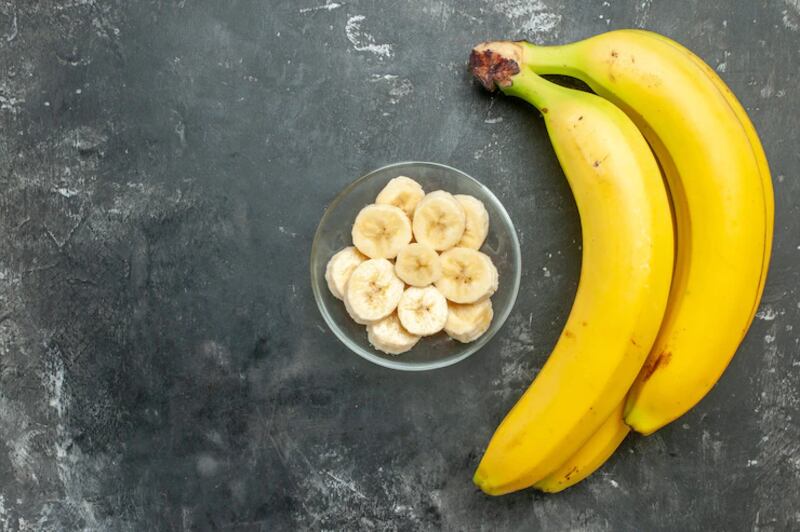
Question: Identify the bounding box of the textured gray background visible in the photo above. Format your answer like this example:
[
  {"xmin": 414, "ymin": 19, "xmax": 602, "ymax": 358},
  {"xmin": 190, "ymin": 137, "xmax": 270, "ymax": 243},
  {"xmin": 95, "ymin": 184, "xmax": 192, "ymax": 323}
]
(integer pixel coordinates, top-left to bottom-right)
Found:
[{"xmin": 1, "ymin": 0, "xmax": 798, "ymax": 530}]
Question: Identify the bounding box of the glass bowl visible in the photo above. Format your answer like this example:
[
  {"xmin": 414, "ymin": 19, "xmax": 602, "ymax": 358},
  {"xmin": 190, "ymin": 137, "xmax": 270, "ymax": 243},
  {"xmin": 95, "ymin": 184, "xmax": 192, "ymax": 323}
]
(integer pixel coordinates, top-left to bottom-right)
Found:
[{"xmin": 310, "ymin": 161, "xmax": 521, "ymax": 371}]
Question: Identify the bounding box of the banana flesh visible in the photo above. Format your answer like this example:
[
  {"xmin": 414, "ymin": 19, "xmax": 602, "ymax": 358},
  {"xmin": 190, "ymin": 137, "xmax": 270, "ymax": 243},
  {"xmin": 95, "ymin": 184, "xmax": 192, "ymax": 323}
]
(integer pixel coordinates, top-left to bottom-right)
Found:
[
  {"xmin": 397, "ymin": 286, "xmax": 449, "ymax": 336},
  {"xmin": 376, "ymin": 176, "xmax": 426, "ymax": 218},
  {"xmin": 367, "ymin": 313, "xmax": 420, "ymax": 355},
  {"xmin": 435, "ymin": 248, "xmax": 498, "ymax": 304},
  {"xmin": 352, "ymin": 204, "xmax": 413, "ymax": 259},
  {"xmin": 395, "ymin": 243, "xmax": 443, "ymax": 287},
  {"xmin": 412, "ymin": 190, "xmax": 467, "ymax": 251},
  {"xmin": 344, "ymin": 258, "xmax": 405, "ymax": 324}
]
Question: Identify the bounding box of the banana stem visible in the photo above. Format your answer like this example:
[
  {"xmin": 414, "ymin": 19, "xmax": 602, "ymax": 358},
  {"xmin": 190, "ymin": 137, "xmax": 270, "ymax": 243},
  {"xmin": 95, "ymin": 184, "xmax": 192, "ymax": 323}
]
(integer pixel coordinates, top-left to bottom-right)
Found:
[
  {"xmin": 518, "ymin": 41, "xmax": 582, "ymax": 78},
  {"xmin": 469, "ymin": 42, "xmax": 574, "ymax": 110}
]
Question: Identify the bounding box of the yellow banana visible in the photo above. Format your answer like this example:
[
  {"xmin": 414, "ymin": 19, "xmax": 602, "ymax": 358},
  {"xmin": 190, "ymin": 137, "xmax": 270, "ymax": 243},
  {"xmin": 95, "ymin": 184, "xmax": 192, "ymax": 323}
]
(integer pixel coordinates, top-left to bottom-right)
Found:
[
  {"xmin": 534, "ymin": 401, "xmax": 629, "ymax": 493},
  {"xmin": 511, "ymin": 30, "xmax": 772, "ymax": 435},
  {"xmin": 469, "ymin": 45, "xmax": 674, "ymax": 495},
  {"xmin": 527, "ymin": 29, "xmax": 774, "ymax": 490}
]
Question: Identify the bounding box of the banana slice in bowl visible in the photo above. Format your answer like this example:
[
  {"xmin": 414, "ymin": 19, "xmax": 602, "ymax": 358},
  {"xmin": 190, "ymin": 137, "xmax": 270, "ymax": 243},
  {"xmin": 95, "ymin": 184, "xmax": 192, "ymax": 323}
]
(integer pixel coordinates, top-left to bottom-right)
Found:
[
  {"xmin": 436, "ymin": 247, "xmax": 499, "ymax": 304},
  {"xmin": 455, "ymin": 194, "xmax": 490, "ymax": 250},
  {"xmin": 395, "ymin": 243, "xmax": 442, "ymax": 287},
  {"xmin": 367, "ymin": 313, "xmax": 421, "ymax": 355},
  {"xmin": 352, "ymin": 204, "xmax": 413, "ymax": 259},
  {"xmin": 376, "ymin": 176, "xmax": 425, "ymax": 218},
  {"xmin": 344, "ymin": 258, "xmax": 405, "ymax": 324},
  {"xmin": 412, "ymin": 190, "xmax": 467, "ymax": 251},
  {"xmin": 325, "ymin": 246, "xmax": 367, "ymax": 300},
  {"xmin": 445, "ymin": 299, "xmax": 494, "ymax": 343},
  {"xmin": 397, "ymin": 286, "xmax": 449, "ymax": 336}
]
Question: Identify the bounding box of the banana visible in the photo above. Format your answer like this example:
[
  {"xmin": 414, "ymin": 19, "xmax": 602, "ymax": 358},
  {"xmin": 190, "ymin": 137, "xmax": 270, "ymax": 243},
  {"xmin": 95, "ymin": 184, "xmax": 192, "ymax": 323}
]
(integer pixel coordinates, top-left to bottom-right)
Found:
[
  {"xmin": 522, "ymin": 29, "xmax": 777, "ymax": 491},
  {"xmin": 454, "ymin": 194, "xmax": 490, "ymax": 250},
  {"xmin": 394, "ymin": 242, "xmax": 443, "ymax": 287},
  {"xmin": 344, "ymin": 258, "xmax": 405, "ymax": 324},
  {"xmin": 367, "ymin": 313, "xmax": 421, "ymax": 355},
  {"xmin": 375, "ymin": 176, "xmax": 426, "ymax": 218},
  {"xmin": 534, "ymin": 401, "xmax": 630, "ymax": 493},
  {"xmin": 412, "ymin": 190, "xmax": 467, "ymax": 251},
  {"xmin": 511, "ymin": 30, "xmax": 772, "ymax": 434},
  {"xmin": 435, "ymin": 248, "xmax": 498, "ymax": 304},
  {"xmin": 469, "ymin": 47, "xmax": 674, "ymax": 495},
  {"xmin": 325, "ymin": 246, "xmax": 368, "ymax": 300},
  {"xmin": 396, "ymin": 286, "xmax": 449, "ymax": 336},
  {"xmin": 445, "ymin": 299, "xmax": 493, "ymax": 343},
  {"xmin": 352, "ymin": 204, "xmax": 413, "ymax": 259}
]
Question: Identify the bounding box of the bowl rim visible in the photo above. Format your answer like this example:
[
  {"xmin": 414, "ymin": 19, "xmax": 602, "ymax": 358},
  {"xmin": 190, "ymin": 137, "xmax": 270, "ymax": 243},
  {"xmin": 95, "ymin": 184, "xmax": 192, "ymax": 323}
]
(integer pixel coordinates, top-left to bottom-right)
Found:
[{"xmin": 310, "ymin": 161, "xmax": 521, "ymax": 371}]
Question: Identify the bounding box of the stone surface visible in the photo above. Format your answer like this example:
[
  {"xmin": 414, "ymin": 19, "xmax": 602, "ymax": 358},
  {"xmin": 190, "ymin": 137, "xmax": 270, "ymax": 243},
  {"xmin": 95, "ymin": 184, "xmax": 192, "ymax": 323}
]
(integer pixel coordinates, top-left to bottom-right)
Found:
[{"xmin": 1, "ymin": 0, "xmax": 799, "ymax": 530}]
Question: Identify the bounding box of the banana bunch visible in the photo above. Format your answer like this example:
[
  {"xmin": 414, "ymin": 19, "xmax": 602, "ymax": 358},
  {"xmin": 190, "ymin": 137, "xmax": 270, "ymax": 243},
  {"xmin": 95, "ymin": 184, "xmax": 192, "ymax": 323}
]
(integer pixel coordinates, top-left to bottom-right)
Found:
[
  {"xmin": 469, "ymin": 29, "xmax": 773, "ymax": 494},
  {"xmin": 325, "ymin": 176, "xmax": 499, "ymax": 354}
]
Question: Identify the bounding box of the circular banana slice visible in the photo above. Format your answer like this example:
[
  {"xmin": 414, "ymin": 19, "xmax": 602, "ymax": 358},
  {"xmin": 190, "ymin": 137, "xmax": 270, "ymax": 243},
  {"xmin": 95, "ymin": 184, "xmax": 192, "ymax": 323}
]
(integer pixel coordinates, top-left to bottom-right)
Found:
[
  {"xmin": 394, "ymin": 243, "xmax": 442, "ymax": 287},
  {"xmin": 375, "ymin": 176, "xmax": 425, "ymax": 218},
  {"xmin": 397, "ymin": 286, "xmax": 449, "ymax": 336},
  {"xmin": 412, "ymin": 190, "xmax": 467, "ymax": 251},
  {"xmin": 435, "ymin": 247, "xmax": 499, "ymax": 304},
  {"xmin": 454, "ymin": 194, "xmax": 490, "ymax": 250},
  {"xmin": 352, "ymin": 204, "xmax": 413, "ymax": 259},
  {"xmin": 445, "ymin": 299, "xmax": 494, "ymax": 343},
  {"xmin": 325, "ymin": 246, "xmax": 368, "ymax": 300},
  {"xmin": 344, "ymin": 259, "xmax": 405, "ymax": 324},
  {"xmin": 367, "ymin": 313, "xmax": 420, "ymax": 355}
]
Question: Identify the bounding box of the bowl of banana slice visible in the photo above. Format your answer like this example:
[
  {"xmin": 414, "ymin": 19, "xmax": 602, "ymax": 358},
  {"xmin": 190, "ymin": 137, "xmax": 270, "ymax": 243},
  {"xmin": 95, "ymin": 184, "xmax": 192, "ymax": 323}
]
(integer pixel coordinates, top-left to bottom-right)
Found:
[{"xmin": 310, "ymin": 161, "xmax": 521, "ymax": 371}]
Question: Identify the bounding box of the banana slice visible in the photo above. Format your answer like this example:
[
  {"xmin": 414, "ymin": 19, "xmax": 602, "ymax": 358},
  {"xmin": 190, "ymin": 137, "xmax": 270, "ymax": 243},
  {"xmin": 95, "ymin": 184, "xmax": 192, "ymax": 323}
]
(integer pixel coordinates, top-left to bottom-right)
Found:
[
  {"xmin": 397, "ymin": 286, "xmax": 449, "ymax": 336},
  {"xmin": 455, "ymin": 194, "xmax": 490, "ymax": 250},
  {"xmin": 352, "ymin": 204, "xmax": 413, "ymax": 259},
  {"xmin": 435, "ymin": 247, "xmax": 499, "ymax": 303},
  {"xmin": 394, "ymin": 243, "xmax": 443, "ymax": 287},
  {"xmin": 344, "ymin": 259, "xmax": 405, "ymax": 324},
  {"xmin": 367, "ymin": 313, "xmax": 421, "ymax": 355},
  {"xmin": 325, "ymin": 246, "xmax": 368, "ymax": 300},
  {"xmin": 412, "ymin": 191, "xmax": 467, "ymax": 251},
  {"xmin": 375, "ymin": 176, "xmax": 425, "ymax": 218},
  {"xmin": 445, "ymin": 299, "xmax": 494, "ymax": 343}
]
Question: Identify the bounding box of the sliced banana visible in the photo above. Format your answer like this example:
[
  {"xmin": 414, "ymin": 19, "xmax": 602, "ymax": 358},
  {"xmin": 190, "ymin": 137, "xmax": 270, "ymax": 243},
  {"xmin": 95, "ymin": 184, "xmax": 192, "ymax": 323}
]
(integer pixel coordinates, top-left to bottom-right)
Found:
[
  {"xmin": 352, "ymin": 204, "xmax": 413, "ymax": 259},
  {"xmin": 412, "ymin": 190, "xmax": 467, "ymax": 251},
  {"xmin": 397, "ymin": 286, "xmax": 449, "ymax": 336},
  {"xmin": 367, "ymin": 313, "xmax": 421, "ymax": 355},
  {"xmin": 344, "ymin": 259, "xmax": 405, "ymax": 324},
  {"xmin": 325, "ymin": 246, "xmax": 368, "ymax": 300},
  {"xmin": 435, "ymin": 247, "xmax": 499, "ymax": 304},
  {"xmin": 375, "ymin": 176, "xmax": 425, "ymax": 218},
  {"xmin": 394, "ymin": 243, "xmax": 443, "ymax": 287},
  {"xmin": 455, "ymin": 194, "xmax": 490, "ymax": 250},
  {"xmin": 445, "ymin": 299, "xmax": 494, "ymax": 343}
]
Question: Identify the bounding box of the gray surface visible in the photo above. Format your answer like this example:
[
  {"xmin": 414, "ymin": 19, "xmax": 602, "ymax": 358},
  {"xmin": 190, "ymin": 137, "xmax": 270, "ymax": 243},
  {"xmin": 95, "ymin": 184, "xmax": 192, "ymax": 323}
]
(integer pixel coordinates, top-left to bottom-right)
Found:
[{"xmin": 0, "ymin": 0, "xmax": 798, "ymax": 530}]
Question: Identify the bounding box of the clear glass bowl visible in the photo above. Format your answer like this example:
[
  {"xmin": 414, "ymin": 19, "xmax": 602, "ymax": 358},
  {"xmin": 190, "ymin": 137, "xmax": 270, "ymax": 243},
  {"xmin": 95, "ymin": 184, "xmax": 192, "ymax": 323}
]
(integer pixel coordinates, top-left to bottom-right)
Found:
[{"xmin": 310, "ymin": 161, "xmax": 521, "ymax": 371}]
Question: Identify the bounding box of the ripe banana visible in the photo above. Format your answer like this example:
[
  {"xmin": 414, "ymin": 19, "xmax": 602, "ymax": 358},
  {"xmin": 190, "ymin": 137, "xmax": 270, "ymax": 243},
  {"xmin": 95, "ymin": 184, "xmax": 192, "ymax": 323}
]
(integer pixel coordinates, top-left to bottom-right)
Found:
[
  {"xmin": 412, "ymin": 190, "xmax": 467, "ymax": 250},
  {"xmin": 325, "ymin": 246, "xmax": 367, "ymax": 300},
  {"xmin": 469, "ymin": 47, "xmax": 674, "ymax": 495},
  {"xmin": 376, "ymin": 176, "xmax": 425, "ymax": 218},
  {"xmin": 367, "ymin": 313, "xmax": 420, "ymax": 355},
  {"xmin": 445, "ymin": 299, "xmax": 493, "ymax": 343},
  {"xmin": 395, "ymin": 243, "xmax": 443, "ymax": 287},
  {"xmin": 435, "ymin": 248, "xmax": 498, "ymax": 304},
  {"xmin": 352, "ymin": 204, "xmax": 413, "ymax": 259},
  {"xmin": 512, "ymin": 29, "xmax": 772, "ymax": 434},
  {"xmin": 344, "ymin": 258, "xmax": 405, "ymax": 324},
  {"xmin": 533, "ymin": 401, "xmax": 630, "ymax": 493},
  {"xmin": 397, "ymin": 286, "xmax": 449, "ymax": 336},
  {"xmin": 454, "ymin": 194, "xmax": 490, "ymax": 249}
]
